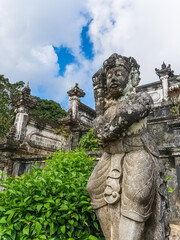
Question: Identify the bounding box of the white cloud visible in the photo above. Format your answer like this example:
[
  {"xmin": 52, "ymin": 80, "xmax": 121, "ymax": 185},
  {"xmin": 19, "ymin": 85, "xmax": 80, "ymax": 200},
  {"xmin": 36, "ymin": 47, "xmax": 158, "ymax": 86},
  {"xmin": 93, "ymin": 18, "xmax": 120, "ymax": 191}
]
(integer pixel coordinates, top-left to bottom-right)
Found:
[
  {"xmin": 0, "ymin": 0, "xmax": 180, "ymax": 109},
  {"xmin": 87, "ymin": 0, "xmax": 180, "ymax": 84},
  {"xmin": 0, "ymin": 0, "xmax": 88, "ymax": 102}
]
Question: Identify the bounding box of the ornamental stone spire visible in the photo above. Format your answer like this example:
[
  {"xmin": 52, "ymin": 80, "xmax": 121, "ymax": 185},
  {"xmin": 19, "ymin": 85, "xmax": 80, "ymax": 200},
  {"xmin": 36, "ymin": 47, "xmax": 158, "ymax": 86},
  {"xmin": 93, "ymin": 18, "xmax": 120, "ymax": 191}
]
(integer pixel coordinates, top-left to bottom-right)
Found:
[
  {"xmin": 67, "ymin": 83, "xmax": 85, "ymax": 98},
  {"xmin": 11, "ymin": 82, "xmax": 37, "ymax": 141},
  {"xmin": 67, "ymin": 83, "xmax": 85, "ymax": 120},
  {"xmin": 155, "ymin": 63, "xmax": 174, "ymax": 101}
]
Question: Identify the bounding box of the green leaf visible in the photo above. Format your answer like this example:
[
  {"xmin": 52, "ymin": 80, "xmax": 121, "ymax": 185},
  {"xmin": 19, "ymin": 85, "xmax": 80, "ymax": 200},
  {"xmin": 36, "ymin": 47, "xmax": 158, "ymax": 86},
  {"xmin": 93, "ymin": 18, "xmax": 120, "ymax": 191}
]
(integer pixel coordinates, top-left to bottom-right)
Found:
[
  {"xmin": 60, "ymin": 225, "xmax": 66, "ymax": 234},
  {"xmin": 37, "ymin": 204, "xmax": 43, "ymax": 212},
  {"xmin": 14, "ymin": 222, "xmax": 21, "ymax": 230},
  {"xmin": 2, "ymin": 236, "xmax": 11, "ymax": 240},
  {"xmin": 44, "ymin": 203, "xmax": 50, "ymax": 209},
  {"xmin": 74, "ymin": 213, "xmax": 79, "ymax": 221},
  {"xmin": 5, "ymin": 229, "xmax": 12, "ymax": 235},
  {"xmin": 0, "ymin": 206, "xmax": 6, "ymax": 212},
  {"xmin": 93, "ymin": 222, "xmax": 99, "ymax": 230},
  {"xmin": 50, "ymin": 222, "xmax": 57, "ymax": 236},
  {"xmin": 0, "ymin": 171, "xmax": 5, "ymax": 177},
  {"xmin": 7, "ymin": 211, "xmax": 15, "ymax": 221},
  {"xmin": 23, "ymin": 225, "xmax": 29, "ymax": 235},
  {"xmin": 24, "ymin": 196, "xmax": 31, "ymax": 202},
  {"xmin": 0, "ymin": 216, "xmax": 7, "ymax": 223},
  {"xmin": 68, "ymin": 219, "xmax": 74, "ymax": 225},
  {"xmin": 35, "ymin": 221, "xmax": 42, "ymax": 235},
  {"xmin": 38, "ymin": 235, "xmax": 46, "ymax": 239},
  {"xmin": 59, "ymin": 204, "xmax": 69, "ymax": 211},
  {"xmin": 80, "ymin": 201, "xmax": 89, "ymax": 204},
  {"xmin": 89, "ymin": 235, "xmax": 98, "ymax": 240}
]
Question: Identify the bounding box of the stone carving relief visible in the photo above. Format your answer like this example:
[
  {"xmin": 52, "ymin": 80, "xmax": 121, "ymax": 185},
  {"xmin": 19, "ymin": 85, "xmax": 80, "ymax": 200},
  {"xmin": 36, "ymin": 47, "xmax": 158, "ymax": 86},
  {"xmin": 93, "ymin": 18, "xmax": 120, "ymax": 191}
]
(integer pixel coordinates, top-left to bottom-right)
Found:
[
  {"xmin": 148, "ymin": 90, "xmax": 162, "ymax": 104},
  {"xmin": 27, "ymin": 132, "xmax": 63, "ymax": 151},
  {"xmin": 87, "ymin": 53, "xmax": 170, "ymax": 240}
]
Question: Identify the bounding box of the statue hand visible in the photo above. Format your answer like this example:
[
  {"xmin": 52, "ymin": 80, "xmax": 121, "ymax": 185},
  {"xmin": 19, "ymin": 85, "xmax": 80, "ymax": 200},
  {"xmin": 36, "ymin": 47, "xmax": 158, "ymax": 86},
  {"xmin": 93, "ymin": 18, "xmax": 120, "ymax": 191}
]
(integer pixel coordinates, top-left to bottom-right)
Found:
[{"xmin": 93, "ymin": 116, "xmax": 109, "ymax": 140}]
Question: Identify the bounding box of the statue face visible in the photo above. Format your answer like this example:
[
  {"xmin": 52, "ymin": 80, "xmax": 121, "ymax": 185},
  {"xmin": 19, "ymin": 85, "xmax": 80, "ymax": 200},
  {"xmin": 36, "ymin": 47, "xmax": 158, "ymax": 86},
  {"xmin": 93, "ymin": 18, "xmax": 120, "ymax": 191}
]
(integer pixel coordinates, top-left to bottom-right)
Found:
[{"xmin": 106, "ymin": 66, "xmax": 129, "ymax": 99}]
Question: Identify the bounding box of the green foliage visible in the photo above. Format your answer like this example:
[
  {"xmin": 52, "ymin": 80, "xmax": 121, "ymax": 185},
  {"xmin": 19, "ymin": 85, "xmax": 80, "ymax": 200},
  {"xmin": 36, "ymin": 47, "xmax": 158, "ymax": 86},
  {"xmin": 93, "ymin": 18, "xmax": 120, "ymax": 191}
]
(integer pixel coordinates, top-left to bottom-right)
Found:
[
  {"xmin": 0, "ymin": 75, "xmax": 25, "ymax": 137},
  {"xmin": 166, "ymin": 175, "xmax": 173, "ymax": 193},
  {"xmin": 54, "ymin": 124, "xmax": 72, "ymax": 140},
  {"xmin": 31, "ymin": 98, "xmax": 67, "ymax": 124},
  {"xmin": 170, "ymin": 106, "xmax": 179, "ymax": 115},
  {"xmin": 78, "ymin": 129, "xmax": 101, "ymax": 151},
  {"xmin": 0, "ymin": 149, "xmax": 104, "ymax": 240}
]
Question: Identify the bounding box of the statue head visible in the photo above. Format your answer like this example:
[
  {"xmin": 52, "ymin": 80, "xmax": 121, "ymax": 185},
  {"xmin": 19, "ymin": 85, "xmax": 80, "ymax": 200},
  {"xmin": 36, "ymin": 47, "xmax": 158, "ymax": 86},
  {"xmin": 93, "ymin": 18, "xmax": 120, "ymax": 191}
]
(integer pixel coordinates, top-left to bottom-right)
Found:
[
  {"xmin": 103, "ymin": 53, "xmax": 140, "ymax": 99},
  {"xmin": 92, "ymin": 53, "xmax": 140, "ymax": 115}
]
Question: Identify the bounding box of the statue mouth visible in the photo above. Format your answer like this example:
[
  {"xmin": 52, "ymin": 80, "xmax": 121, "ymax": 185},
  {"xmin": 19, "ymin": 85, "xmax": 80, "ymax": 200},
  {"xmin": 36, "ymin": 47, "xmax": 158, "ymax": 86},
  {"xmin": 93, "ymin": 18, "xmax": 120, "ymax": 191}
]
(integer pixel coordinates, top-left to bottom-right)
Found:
[{"xmin": 110, "ymin": 83, "xmax": 119, "ymax": 88}]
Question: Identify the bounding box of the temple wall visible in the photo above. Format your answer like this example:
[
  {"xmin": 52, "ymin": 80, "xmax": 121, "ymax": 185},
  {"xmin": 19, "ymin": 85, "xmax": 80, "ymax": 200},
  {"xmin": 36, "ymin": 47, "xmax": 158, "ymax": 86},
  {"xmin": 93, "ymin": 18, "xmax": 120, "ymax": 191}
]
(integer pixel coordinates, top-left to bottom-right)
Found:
[
  {"xmin": 147, "ymin": 108, "xmax": 180, "ymax": 224},
  {"xmin": 0, "ymin": 115, "xmax": 71, "ymax": 178}
]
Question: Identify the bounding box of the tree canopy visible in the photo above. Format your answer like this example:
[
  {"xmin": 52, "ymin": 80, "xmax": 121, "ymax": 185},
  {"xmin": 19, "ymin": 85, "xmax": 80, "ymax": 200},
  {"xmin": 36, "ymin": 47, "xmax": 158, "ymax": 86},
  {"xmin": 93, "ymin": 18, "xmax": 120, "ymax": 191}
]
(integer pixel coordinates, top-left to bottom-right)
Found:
[
  {"xmin": 31, "ymin": 98, "xmax": 67, "ymax": 124},
  {"xmin": 0, "ymin": 75, "xmax": 25, "ymax": 137},
  {"xmin": 0, "ymin": 75, "xmax": 67, "ymax": 137}
]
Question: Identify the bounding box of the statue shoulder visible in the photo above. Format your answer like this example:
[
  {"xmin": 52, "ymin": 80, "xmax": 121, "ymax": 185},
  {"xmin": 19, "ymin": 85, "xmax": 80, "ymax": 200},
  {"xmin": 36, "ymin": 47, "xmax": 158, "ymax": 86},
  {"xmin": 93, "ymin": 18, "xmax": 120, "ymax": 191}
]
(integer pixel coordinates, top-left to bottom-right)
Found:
[
  {"xmin": 135, "ymin": 92, "xmax": 153, "ymax": 104},
  {"xmin": 126, "ymin": 92, "xmax": 153, "ymax": 110}
]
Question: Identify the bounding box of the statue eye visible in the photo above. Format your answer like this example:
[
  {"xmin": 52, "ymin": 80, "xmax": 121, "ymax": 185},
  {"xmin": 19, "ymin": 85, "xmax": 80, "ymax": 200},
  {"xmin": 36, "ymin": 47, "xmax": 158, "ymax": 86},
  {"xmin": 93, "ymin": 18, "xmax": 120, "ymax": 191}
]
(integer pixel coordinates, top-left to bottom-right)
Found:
[
  {"xmin": 116, "ymin": 71, "xmax": 121, "ymax": 76},
  {"xmin": 108, "ymin": 73, "xmax": 112, "ymax": 78}
]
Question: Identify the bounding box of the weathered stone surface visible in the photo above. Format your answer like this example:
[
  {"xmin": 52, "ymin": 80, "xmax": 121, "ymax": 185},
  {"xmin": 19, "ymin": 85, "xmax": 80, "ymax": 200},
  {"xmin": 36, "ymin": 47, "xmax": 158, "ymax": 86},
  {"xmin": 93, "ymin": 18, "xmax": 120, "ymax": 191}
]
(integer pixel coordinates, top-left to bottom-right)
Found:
[
  {"xmin": 0, "ymin": 83, "xmax": 95, "ymax": 177},
  {"xmin": 170, "ymin": 224, "xmax": 180, "ymax": 240},
  {"xmin": 60, "ymin": 83, "xmax": 95, "ymax": 150},
  {"xmin": 87, "ymin": 53, "xmax": 170, "ymax": 239},
  {"xmin": 0, "ymin": 84, "xmax": 71, "ymax": 177}
]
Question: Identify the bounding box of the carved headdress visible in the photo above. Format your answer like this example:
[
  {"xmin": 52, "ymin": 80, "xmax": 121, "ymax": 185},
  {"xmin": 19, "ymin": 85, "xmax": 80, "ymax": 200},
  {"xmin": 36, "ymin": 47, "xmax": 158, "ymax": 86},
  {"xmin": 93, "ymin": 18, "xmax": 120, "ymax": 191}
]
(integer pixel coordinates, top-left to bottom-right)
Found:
[{"xmin": 103, "ymin": 53, "xmax": 140, "ymax": 74}]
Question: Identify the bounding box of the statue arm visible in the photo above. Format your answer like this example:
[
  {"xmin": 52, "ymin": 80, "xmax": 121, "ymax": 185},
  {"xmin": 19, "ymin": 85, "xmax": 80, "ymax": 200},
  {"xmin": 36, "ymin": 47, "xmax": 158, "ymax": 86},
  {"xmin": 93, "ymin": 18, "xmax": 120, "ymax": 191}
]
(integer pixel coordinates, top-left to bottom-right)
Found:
[{"xmin": 93, "ymin": 92, "xmax": 153, "ymax": 141}]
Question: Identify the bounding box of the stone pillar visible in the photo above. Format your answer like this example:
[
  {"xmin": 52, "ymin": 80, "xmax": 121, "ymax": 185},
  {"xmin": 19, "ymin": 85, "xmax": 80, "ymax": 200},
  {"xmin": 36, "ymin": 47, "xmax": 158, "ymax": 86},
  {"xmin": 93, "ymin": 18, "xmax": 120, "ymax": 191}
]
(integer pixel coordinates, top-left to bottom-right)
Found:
[
  {"xmin": 13, "ymin": 107, "xmax": 29, "ymax": 141},
  {"xmin": 10, "ymin": 82, "xmax": 37, "ymax": 142},
  {"xmin": 67, "ymin": 83, "xmax": 85, "ymax": 120},
  {"xmin": 155, "ymin": 62, "xmax": 174, "ymax": 102},
  {"xmin": 69, "ymin": 96, "xmax": 80, "ymax": 120}
]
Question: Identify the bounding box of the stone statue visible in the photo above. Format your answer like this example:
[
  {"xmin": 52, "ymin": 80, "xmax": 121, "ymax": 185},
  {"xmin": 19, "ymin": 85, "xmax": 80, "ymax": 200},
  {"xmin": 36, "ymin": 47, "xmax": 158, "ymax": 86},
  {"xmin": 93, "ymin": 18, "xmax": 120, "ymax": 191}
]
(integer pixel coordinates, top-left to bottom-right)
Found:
[{"xmin": 87, "ymin": 53, "xmax": 170, "ymax": 240}]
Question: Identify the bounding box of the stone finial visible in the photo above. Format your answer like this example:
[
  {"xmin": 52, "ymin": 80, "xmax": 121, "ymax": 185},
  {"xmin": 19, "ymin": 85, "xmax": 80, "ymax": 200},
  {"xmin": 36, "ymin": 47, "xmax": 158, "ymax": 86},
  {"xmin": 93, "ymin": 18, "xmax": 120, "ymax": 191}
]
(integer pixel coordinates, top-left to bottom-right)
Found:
[
  {"xmin": 155, "ymin": 62, "xmax": 174, "ymax": 78},
  {"xmin": 67, "ymin": 83, "xmax": 85, "ymax": 98},
  {"xmin": 22, "ymin": 81, "xmax": 31, "ymax": 97},
  {"xmin": 12, "ymin": 82, "xmax": 37, "ymax": 111},
  {"xmin": 67, "ymin": 84, "xmax": 85, "ymax": 120}
]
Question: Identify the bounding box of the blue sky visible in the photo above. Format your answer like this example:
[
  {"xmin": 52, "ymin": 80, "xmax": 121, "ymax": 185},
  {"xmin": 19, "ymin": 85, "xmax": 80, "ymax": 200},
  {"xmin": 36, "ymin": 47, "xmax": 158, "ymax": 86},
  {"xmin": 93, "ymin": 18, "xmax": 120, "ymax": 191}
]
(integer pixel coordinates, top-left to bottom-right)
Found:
[
  {"xmin": 0, "ymin": 0, "xmax": 180, "ymax": 111},
  {"xmin": 53, "ymin": 21, "xmax": 94, "ymax": 76},
  {"xmin": 52, "ymin": 21, "xmax": 94, "ymax": 109}
]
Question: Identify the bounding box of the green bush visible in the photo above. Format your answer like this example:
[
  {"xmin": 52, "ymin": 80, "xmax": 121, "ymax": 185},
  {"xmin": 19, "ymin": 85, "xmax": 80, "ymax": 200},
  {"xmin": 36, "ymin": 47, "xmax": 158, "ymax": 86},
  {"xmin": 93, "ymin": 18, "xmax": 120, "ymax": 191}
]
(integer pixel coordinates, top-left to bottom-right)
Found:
[
  {"xmin": 78, "ymin": 129, "xmax": 100, "ymax": 151},
  {"xmin": 0, "ymin": 150, "xmax": 104, "ymax": 240}
]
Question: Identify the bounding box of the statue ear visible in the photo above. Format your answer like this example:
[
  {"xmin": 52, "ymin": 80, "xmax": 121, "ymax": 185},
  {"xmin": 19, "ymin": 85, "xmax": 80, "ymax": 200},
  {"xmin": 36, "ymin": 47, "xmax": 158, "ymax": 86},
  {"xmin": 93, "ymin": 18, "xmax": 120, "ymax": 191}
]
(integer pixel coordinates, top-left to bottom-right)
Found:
[{"xmin": 129, "ymin": 67, "xmax": 140, "ymax": 89}]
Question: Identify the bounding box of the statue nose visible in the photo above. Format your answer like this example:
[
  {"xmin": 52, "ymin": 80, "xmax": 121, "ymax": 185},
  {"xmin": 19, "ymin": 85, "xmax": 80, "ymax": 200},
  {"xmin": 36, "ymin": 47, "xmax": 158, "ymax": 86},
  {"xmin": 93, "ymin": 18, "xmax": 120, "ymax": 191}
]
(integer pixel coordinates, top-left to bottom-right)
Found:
[{"xmin": 111, "ymin": 76, "xmax": 118, "ymax": 82}]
